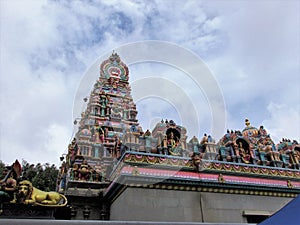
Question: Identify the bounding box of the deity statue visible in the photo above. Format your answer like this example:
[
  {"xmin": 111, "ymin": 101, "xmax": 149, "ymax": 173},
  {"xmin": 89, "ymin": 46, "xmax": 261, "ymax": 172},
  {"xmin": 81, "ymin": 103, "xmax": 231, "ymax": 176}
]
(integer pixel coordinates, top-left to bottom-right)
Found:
[
  {"xmin": 92, "ymin": 167, "xmax": 103, "ymax": 182},
  {"xmin": 77, "ymin": 160, "xmax": 91, "ymax": 181},
  {"xmin": 167, "ymin": 131, "xmax": 180, "ymax": 156},
  {"xmin": 99, "ymin": 92, "xmax": 108, "ymax": 117},
  {"xmin": 200, "ymin": 134, "xmax": 208, "ymax": 145},
  {"xmin": 0, "ymin": 160, "xmax": 21, "ymax": 204},
  {"xmin": 58, "ymin": 161, "xmax": 67, "ymax": 192},
  {"xmin": 122, "ymin": 99, "xmax": 130, "ymax": 120},
  {"xmin": 295, "ymin": 150, "xmax": 300, "ymax": 164},
  {"xmin": 94, "ymin": 124, "xmax": 105, "ymax": 143},
  {"xmin": 67, "ymin": 138, "xmax": 77, "ymax": 165},
  {"xmin": 259, "ymin": 125, "xmax": 267, "ymax": 137},
  {"xmin": 239, "ymin": 142, "xmax": 251, "ymax": 164},
  {"xmin": 168, "ymin": 132, "xmax": 176, "ymax": 149},
  {"xmin": 191, "ymin": 152, "xmax": 202, "ymax": 171},
  {"xmin": 72, "ymin": 164, "xmax": 79, "ymax": 180},
  {"xmin": 0, "ymin": 170, "xmax": 17, "ymax": 203}
]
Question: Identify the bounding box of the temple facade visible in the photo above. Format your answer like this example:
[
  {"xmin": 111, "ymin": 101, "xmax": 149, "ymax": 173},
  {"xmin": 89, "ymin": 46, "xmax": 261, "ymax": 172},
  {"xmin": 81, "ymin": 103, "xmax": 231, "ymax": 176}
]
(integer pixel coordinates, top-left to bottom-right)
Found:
[{"xmin": 57, "ymin": 53, "xmax": 300, "ymax": 223}]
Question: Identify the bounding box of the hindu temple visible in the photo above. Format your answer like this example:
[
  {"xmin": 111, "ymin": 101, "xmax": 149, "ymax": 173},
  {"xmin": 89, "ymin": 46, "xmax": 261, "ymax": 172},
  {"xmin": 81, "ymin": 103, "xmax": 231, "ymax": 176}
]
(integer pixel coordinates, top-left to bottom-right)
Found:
[
  {"xmin": 54, "ymin": 53, "xmax": 300, "ymax": 223},
  {"xmin": 50, "ymin": 53, "xmax": 300, "ymax": 223}
]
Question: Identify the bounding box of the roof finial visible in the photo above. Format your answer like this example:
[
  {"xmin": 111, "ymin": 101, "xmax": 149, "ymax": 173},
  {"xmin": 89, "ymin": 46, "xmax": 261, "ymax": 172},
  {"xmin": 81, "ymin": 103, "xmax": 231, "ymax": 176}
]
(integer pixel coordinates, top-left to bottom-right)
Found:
[
  {"xmin": 245, "ymin": 118, "xmax": 250, "ymax": 127},
  {"xmin": 109, "ymin": 50, "xmax": 120, "ymax": 62}
]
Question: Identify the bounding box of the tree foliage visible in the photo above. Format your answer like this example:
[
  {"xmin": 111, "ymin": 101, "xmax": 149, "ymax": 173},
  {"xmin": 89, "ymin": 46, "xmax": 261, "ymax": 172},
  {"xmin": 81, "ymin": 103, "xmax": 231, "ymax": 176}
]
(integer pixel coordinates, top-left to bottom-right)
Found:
[
  {"xmin": 0, "ymin": 160, "xmax": 6, "ymax": 180},
  {"xmin": 0, "ymin": 160, "xmax": 59, "ymax": 192},
  {"xmin": 32, "ymin": 163, "xmax": 58, "ymax": 192}
]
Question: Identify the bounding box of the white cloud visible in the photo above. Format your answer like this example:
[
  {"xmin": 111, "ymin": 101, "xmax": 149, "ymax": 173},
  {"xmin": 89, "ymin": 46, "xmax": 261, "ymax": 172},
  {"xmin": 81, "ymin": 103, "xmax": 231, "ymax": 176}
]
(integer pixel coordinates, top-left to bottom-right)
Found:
[
  {"xmin": 263, "ymin": 102, "xmax": 300, "ymax": 143},
  {"xmin": 205, "ymin": 0, "xmax": 300, "ymax": 134},
  {"xmin": 42, "ymin": 123, "xmax": 73, "ymax": 166},
  {"xmin": 0, "ymin": 0, "xmax": 299, "ymax": 166}
]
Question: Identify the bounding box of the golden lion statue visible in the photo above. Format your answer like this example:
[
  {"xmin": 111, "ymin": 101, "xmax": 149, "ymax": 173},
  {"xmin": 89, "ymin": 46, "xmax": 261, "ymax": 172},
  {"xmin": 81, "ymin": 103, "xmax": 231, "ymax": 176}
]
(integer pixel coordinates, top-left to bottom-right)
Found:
[{"xmin": 17, "ymin": 180, "xmax": 67, "ymax": 207}]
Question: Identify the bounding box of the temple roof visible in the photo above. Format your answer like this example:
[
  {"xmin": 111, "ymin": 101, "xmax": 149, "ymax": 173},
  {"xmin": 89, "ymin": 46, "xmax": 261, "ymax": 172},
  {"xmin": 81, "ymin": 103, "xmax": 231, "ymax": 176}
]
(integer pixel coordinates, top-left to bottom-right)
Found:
[{"xmin": 57, "ymin": 53, "xmax": 300, "ymax": 198}]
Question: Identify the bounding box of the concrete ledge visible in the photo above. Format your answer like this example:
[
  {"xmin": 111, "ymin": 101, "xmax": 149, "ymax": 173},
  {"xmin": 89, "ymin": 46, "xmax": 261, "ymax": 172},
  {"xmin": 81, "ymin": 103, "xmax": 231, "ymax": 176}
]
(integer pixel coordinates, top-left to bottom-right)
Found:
[
  {"xmin": 0, "ymin": 219, "xmax": 255, "ymax": 225},
  {"xmin": 0, "ymin": 204, "xmax": 54, "ymax": 219}
]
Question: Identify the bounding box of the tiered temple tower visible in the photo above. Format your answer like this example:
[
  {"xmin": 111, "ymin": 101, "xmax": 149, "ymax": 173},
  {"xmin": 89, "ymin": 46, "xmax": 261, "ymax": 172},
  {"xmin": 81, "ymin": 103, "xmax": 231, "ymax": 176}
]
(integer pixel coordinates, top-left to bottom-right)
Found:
[
  {"xmin": 60, "ymin": 53, "xmax": 142, "ymax": 183},
  {"xmin": 77, "ymin": 51, "xmax": 141, "ymax": 160}
]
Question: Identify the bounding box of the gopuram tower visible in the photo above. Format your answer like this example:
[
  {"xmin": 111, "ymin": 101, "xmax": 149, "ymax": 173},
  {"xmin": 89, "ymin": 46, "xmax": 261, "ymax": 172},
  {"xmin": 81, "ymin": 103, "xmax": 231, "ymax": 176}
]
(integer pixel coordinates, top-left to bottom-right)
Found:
[
  {"xmin": 73, "ymin": 52, "xmax": 141, "ymax": 167},
  {"xmin": 57, "ymin": 53, "xmax": 143, "ymax": 219}
]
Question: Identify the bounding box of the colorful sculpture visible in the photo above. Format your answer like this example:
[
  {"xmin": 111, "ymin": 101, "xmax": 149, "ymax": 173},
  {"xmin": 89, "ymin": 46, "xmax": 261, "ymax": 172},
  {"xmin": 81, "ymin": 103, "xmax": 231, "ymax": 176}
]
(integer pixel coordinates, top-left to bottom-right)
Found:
[
  {"xmin": 16, "ymin": 180, "xmax": 67, "ymax": 206},
  {"xmin": 0, "ymin": 160, "xmax": 21, "ymax": 204},
  {"xmin": 1, "ymin": 160, "xmax": 67, "ymax": 209},
  {"xmin": 77, "ymin": 160, "xmax": 91, "ymax": 181}
]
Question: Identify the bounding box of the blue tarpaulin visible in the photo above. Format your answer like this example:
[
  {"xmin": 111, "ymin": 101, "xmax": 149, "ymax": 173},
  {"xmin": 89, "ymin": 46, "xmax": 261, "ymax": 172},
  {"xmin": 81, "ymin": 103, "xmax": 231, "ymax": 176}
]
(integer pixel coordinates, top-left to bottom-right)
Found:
[{"xmin": 259, "ymin": 194, "xmax": 300, "ymax": 225}]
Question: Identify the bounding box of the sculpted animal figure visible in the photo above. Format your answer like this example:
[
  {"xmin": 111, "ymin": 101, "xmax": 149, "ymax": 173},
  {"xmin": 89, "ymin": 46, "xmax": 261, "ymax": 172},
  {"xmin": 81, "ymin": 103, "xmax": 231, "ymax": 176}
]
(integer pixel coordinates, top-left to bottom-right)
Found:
[{"xmin": 17, "ymin": 180, "xmax": 67, "ymax": 206}]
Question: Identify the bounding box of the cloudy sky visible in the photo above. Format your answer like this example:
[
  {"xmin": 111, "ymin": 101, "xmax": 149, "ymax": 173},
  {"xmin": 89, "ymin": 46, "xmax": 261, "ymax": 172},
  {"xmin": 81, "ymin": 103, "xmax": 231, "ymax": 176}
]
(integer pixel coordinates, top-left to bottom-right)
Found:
[{"xmin": 0, "ymin": 0, "xmax": 299, "ymax": 166}]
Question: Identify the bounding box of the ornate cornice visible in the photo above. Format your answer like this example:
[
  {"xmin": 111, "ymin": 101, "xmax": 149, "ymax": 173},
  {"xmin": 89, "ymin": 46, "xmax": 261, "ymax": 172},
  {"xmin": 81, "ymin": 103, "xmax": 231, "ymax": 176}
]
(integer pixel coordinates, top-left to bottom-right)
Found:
[
  {"xmin": 120, "ymin": 152, "xmax": 300, "ymax": 179},
  {"xmin": 104, "ymin": 152, "xmax": 300, "ymax": 202}
]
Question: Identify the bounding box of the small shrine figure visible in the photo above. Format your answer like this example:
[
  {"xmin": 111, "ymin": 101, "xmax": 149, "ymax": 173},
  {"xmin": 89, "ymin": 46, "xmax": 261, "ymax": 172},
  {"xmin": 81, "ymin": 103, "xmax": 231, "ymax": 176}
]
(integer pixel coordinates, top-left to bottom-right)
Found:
[
  {"xmin": 72, "ymin": 164, "xmax": 79, "ymax": 180},
  {"xmin": 122, "ymin": 99, "xmax": 130, "ymax": 120},
  {"xmin": 112, "ymin": 79, "xmax": 118, "ymax": 90},
  {"xmin": 58, "ymin": 161, "xmax": 67, "ymax": 192},
  {"xmin": 113, "ymin": 136, "xmax": 122, "ymax": 158},
  {"xmin": 191, "ymin": 152, "xmax": 203, "ymax": 171},
  {"xmin": 99, "ymin": 126, "xmax": 105, "ymax": 143},
  {"xmin": 77, "ymin": 160, "xmax": 91, "ymax": 181},
  {"xmin": 69, "ymin": 138, "xmax": 79, "ymax": 157},
  {"xmin": 239, "ymin": 142, "xmax": 251, "ymax": 164},
  {"xmin": 167, "ymin": 131, "xmax": 180, "ymax": 155},
  {"xmin": 0, "ymin": 160, "xmax": 21, "ymax": 204},
  {"xmin": 199, "ymin": 133, "xmax": 212, "ymax": 153},
  {"xmin": 259, "ymin": 125, "xmax": 267, "ymax": 137},
  {"xmin": 200, "ymin": 134, "xmax": 208, "ymax": 145},
  {"xmin": 168, "ymin": 132, "xmax": 177, "ymax": 149},
  {"xmin": 99, "ymin": 92, "xmax": 108, "ymax": 117},
  {"xmin": 291, "ymin": 150, "xmax": 300, "ymax": 165},
  {"xmin": 144, "ymin": 129, "xmax": 151, "ymax": 136},
  {"xmin": 92, "ymin": 167, "xmax": 103, "ymax": 182},
  {"xmin": 0, "ymin": 170, "xmax": 17, "ymax": 203},
  {"xmin": 162, "ymin": 134, "xmax": 168, "ymax": 155},
  {"xmin": 67, "ymin": 143, "xmax": 75, "ymax": 165},
  {"xmin": 207, "ymin": 135, "xmax": 214, "ymax": 143},
  {"xmin": 94, "ymin": 124, "xmax": 105, "ymax": 143}
]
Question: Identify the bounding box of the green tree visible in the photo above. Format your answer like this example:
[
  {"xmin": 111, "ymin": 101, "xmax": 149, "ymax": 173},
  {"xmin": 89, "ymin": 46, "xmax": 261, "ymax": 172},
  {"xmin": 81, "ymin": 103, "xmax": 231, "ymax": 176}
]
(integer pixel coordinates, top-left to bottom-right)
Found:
[
  {"xmin": 0, "ymin": 160, "xmax": 59, "ymax": 191},
  {"xmin": 21, "ymin": 160, "xmax": 59, "ymax": 191},
  {"xmin": 21, "ymin": 160, "xmax": 37, "ymax": 182},
  {"xmin": 32, "ymin": 163, "xmax": 58, "ymax": 191},
  {"xmin": 0, "ymin": 160, "xmax": 7, "ymax": 180}
]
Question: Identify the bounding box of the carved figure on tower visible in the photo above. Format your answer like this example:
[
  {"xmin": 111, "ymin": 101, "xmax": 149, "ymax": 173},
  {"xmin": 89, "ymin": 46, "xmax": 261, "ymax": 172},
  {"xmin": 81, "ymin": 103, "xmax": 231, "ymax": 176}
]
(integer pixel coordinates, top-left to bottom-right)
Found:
[
  {"xmin": 238, "ymin": 142, "xmax": 251, "ymax": 164},
  {"xmin": 99, "ymin": 91, "xmax": 108, "ymax": 117},
  {"xmin": 79, "ymin": 160, "xmax": 90, "ymax": 180},
  {"xmin": 166, "ymin": 130, "xmax": 180, "ymax": 155}
]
